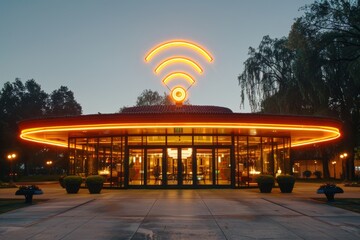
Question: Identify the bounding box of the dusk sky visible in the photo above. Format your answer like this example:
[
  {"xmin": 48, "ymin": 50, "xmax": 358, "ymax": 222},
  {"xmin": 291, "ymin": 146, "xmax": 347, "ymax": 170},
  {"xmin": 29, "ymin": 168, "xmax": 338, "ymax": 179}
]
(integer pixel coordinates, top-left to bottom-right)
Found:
[{"xmin": 0, "ymin": 0, "xmax": 314, "ymax": 114}]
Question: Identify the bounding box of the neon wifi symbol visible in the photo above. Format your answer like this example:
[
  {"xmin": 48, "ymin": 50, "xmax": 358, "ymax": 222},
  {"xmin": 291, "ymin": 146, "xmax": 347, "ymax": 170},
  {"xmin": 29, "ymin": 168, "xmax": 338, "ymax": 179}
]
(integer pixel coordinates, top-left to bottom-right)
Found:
[{"xmin": 145, "ymin": 40, "xmax": 213, "ymax": 104}]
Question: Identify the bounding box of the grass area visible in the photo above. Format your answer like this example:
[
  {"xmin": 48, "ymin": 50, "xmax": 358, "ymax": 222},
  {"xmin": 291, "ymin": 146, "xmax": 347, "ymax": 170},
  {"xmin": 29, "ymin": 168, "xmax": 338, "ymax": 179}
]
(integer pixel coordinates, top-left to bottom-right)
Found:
[
  {"xmin": 16, "ymin": 175, "xmax": 61, "ymax": 182},
  {"xmin": 313, "ymin": 198, "xmax": 360, "ymax": 213},
  {"xmin": 0, "ymin": 198, "xmax": 48, "ymax": 214}
]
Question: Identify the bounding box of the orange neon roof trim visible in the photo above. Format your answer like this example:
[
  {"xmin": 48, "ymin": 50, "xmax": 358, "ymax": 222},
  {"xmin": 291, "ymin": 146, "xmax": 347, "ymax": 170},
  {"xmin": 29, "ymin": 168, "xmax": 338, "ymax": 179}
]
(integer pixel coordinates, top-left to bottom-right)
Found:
[
  {"xmin": 154, "ymin": 57, "xmax": 203, "ymax": 74},
  {"xmin": 145, "ymin": 40, "xmax": 213, "ymax": 62},
  {"xmin": 20, "ymin": 121, "xmax": 341, "ymax": 149},
  {"xmin": 163, "ymin": 72, "xmax": 195, "ymax": 85}
]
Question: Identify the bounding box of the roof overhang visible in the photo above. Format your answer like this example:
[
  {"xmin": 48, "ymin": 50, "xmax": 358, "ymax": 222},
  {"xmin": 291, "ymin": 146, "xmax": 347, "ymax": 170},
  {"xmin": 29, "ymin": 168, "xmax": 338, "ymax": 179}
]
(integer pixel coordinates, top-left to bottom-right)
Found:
[{"xmin": 19, "ymin": 112, "xmax": 342, "ymax": 148}]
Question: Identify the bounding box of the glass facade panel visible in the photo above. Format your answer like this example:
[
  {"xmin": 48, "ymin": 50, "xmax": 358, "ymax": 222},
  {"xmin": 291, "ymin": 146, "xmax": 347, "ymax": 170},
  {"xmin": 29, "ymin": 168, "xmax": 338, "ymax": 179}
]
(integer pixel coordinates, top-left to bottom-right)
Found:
[
  {"xmin": 128, "ymin": 149, "xmax": 144, "ymax": 185},
  {"xmin": 262, "ymin": 137, "xmax": 273, "ymax": 175},
  {"xmin": 194, "ymin": 135, "xmax": 213, "ymax": 145},
  {"xmin": 235, "ymin": 136, "xmax": 248, "ymax": 187},
  {"xmin": 147, "ymin": 136, "xmax": 165, "ymax": 145},
  {"xmin": 111, "ymin": 137, "xmax": 124, "ymax": 187},
  {"xmin": 146, "ymin": 149, "xmax": 163, "ymax": 186},
  {"xmin": 166, "ymin": 148, "xmax": 178, "ymax": 185},
  {"xmin": 167, "ymin": 135, "xmax": 192, "ymax": 145},
  {"xmin": 248, "ymin": 137, "xmax": 261, "ymax": 185},
  {"xmin": 217, "ymin": 136, "xmax": 231, "ymax": 145},
  {"xmin": 67, "ymin": 132, "xmax": 291, "ymax": 188},
  {"xmin": 215, "ymin": 148, "xmax": 231, "ymax": 185},
  {"xmin": 196, "ymin": 149, "xmax": 213, "ymax": 185}
]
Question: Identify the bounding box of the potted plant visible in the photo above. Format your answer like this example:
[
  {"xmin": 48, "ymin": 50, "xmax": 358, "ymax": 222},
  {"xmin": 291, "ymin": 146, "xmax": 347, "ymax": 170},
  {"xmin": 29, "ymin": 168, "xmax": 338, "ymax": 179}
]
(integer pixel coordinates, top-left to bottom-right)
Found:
[
  {"xmin": 317, "ymin": 183, "xmax": 344, "ymax": 201},
  {"xmin": 85, "ymin": 175, "xmax": 105, "ymax": 194},
  {"xmin": 303, "ymin": 170, "xmax": 312, "ymax": 179},
  {"xmin": 15, "ymin": 185, "xmax": 43, "ymax": 203},
  {"xmin": 276, "ymin": 175, "xmax": 296, "ymax": 193},
  {"xmin": 59, "ymin": 175, "xmax": 66, "ymax": 188},
  {"xmin": 64, "ymin": 175, "xmax": 83, "ymax": 194},
  {"xmin": 256, "ymin": 175, "xmax": 275, "ymax": 193},
  {"xmin": 314, "ymin": 171, "xmax": 322, "ymax": 179}
]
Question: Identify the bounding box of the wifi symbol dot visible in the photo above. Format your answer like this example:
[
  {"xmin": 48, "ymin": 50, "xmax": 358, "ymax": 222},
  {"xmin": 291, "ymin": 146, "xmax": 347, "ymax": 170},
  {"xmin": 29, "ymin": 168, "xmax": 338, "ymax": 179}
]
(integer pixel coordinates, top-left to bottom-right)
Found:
[{"xmin": 145, "ymin": 40, "xmax": 213, "ymax": 104}]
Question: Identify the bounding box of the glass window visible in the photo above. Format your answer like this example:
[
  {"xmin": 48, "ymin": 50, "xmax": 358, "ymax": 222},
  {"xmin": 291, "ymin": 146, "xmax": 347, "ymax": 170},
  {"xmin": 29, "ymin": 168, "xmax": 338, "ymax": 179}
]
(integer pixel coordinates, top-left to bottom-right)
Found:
[
  {"xmin": 196, "ymin": 149, "xmax": 213, "ymax": 185},
  {"xmin": 146, "ymin": 149, "xmax": 163, "ymax": 186},
  {"xmin": 262, "ymin": 137, "xmax": 273, "ymax": 175},
  {"xmin": 111, "ymin": 137, "xmax": 124, "ymax": 187},
  {"xmin": 128, "ymin": 136, "xmax": 144, "ymax": 145},
  {"xmin": 194, "ymin": 135, "xmax": 213, "ymax": 145},
  {"xmin": 215, "ymin": 148, "xmax": 231, "ymax": 185},
  {"xmin": 146, "ymin": 136, "xmax": 165, "ymax": 145},
  {"xmin": 217, "ymin": 136, "xmax": 232, "ymax": 145},
  {"xmin": 167, "ymin": 135, "xmax": 192, "ymax": 145},
  {"xmin": 128, "ymin": 149, "xmax": 144, "ymax": 185}
]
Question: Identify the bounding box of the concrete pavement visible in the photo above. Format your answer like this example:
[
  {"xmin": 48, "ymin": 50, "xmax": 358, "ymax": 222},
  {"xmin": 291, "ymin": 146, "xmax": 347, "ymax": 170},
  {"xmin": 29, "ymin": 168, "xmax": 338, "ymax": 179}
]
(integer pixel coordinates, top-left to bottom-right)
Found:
[{"xmin": 0, "ymin": 182, "xmax": 359, "ymax": 239}]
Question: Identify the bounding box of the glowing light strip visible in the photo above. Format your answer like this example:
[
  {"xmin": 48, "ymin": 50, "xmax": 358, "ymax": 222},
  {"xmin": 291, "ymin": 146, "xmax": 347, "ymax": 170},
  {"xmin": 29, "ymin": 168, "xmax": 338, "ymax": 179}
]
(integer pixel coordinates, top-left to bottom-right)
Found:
[
  {"xmin": 20, "ymin": 122, "xmax": 341, "ymax": 149},
  {"xmin": 154, "ymin": 57, "xmax": 203, "ymax": 74},
  {"xmin": 145, "ymin": 40, "xmax": 213, "ymax": 62},
  {"xmin": 163, "ymin": 72, "xmax": 195, "ymax": 85}
]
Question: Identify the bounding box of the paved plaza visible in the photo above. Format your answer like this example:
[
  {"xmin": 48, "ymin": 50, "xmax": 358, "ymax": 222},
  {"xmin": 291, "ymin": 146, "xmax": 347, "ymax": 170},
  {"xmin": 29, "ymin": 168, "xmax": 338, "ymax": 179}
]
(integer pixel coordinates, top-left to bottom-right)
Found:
[{"xmin": 0, "ymin": 182, "xmax": 359, "ymax": 239}]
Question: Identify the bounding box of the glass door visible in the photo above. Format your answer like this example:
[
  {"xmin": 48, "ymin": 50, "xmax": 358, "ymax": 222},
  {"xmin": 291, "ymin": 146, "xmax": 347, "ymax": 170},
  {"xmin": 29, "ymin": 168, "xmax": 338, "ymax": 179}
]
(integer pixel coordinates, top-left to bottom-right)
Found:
[
  {"xmin": 196, "ymin": 149, "xmax": 213, "ymax": 185},
  {"xmin": 128, "ymin": 148, "xmax": 144, "ymax": 186},
  {"xmin": 166, "ymin": 148, "xmax": 193, "ymax": 186},
  {"xmin": 146, "ymin": 149, "xmax": 163, "ymax": 186}
]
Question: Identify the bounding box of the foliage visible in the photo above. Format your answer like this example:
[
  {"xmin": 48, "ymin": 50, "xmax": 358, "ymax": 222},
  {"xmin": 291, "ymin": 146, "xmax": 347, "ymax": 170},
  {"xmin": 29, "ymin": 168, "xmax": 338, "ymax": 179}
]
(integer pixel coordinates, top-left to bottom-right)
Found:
[
  {"xmin": 276, "ymin": 174, "xmax": 296, "ymax": 183},
  {"xmin": 314, "ymin": 170, "xmax": 323, "ymax": 179},
  {"xmin": 136, "ymin": 89, "xmax": 172, "ymax": 106},
  {"xmin": 63, "ymin": 176, "xmax": 83, "ymax": 185},
  {"xmin": 303, "ymin": 170, "xmax": 312, "ymax": 178},
  {"xmin": 85, "ymin": 175, "xmax": 105, "ymax": 184},
  {"xmin": 238, "ymin": 0, "xmax": 360, "ymax": 180},
  {"xmin": 255, "ymin": 174, "xmax": 275, "ymax": 184},
  {"xmin": 18, "ymin": 185, "xmax": 41, "ymax": 191},
  {"xmin": 0, "ymin": 78, "xmax": 82, "ymax": 179}
]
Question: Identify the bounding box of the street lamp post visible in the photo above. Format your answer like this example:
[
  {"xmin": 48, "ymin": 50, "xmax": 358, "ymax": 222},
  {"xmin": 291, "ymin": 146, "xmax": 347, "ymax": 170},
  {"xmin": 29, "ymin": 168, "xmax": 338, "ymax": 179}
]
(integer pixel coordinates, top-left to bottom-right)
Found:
[
  {"xmin": 340, "ymin": 153, "xmax": 348, "ymax": 180},
  {"xmin": 7, "ymin": 153, "xmax": 17, "ymax": 182},
  {"xmin": 331, "ymin": 161, "xmax": 336, "ymax": 179},
  {"xmin": 46, "ymin": 160, "xmax": 53, "ymax": 175}
]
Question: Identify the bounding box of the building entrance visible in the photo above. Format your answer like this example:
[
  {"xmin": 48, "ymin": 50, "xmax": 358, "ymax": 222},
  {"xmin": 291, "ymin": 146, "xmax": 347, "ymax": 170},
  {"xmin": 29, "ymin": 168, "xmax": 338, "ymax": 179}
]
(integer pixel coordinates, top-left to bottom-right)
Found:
[{"xmin": 127, "ymin": 146, "xmax": 231, "ymax": 188}]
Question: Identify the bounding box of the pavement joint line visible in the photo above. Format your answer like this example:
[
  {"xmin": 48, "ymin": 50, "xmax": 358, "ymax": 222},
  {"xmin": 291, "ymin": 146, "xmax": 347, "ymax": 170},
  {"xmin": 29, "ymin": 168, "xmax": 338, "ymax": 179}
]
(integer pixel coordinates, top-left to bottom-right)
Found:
[
  {"xmin": 200, "ymin": 194, "xmax": 229, "ymax": 240},
  {"xmin": 25, "ymin": 198, "xmax": 96, "ymax": 228},
  {"xmin": 130, "ymin": 198, "xmax": 158, "ymax": 240}
]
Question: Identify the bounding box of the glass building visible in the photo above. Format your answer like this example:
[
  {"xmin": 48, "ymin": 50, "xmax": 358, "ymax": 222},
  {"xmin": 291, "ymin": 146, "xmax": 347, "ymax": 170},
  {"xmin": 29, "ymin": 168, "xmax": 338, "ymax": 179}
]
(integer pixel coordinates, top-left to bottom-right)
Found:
[{"xmin": 19, "ymin": 105, "xmax": 341, "ymax": 188}]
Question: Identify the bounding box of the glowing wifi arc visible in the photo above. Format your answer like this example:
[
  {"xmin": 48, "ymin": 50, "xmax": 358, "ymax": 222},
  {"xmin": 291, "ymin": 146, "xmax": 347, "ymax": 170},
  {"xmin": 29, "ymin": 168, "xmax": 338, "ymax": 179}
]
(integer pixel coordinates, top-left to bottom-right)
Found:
[
  {"xmin": 154, "ymin": 57, "xmax": 203, "ymax": 74},
  {"xmin": 162, "ymin": 72, "xmax": 195, "ymax": 85},
  {"xmin": 144, "ymin": 39, "xmax": 214, "ymax": 104},
  {"xmin": 145, "ymin": 40, "xmax": 213, "ymax": 63}
]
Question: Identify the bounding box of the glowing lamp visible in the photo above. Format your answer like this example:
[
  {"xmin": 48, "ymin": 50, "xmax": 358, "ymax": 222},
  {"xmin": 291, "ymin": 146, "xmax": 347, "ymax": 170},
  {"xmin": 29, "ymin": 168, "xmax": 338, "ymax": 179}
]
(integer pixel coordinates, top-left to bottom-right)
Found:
[{"xmin": 171, "ymin": 86, "xmax": 186, "ymax": 103}]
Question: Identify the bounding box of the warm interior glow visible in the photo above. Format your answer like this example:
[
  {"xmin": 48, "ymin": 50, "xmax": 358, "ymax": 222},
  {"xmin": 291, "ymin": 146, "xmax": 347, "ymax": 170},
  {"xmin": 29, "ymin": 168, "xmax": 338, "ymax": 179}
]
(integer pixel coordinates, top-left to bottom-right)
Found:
[
  {"xmin": 145, "ymin": 40, "xmax": 213, "ymax": 62},
  {"xmin": 171, "ymin": 86, "xmax": 187, "ymax": 103},
  {"xmin": 154, "ymin": 57, "xmax": 203, "ymax": 74},
  {"xmin": 167, "ymin": 148, "xmax": 193, "ymax": 158},
  {"xmin": 163, "ymin": 72, "xmax": 195, "ymax": 85},
  {"xmin": 20, "ymin": 122, "xmax": 341, "ymax": 149}
]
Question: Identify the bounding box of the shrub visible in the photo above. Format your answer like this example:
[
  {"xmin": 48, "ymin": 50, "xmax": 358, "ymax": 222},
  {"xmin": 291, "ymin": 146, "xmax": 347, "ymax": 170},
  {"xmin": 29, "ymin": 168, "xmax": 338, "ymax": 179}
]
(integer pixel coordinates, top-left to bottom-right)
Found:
[
  {"xmin": 314, "ymin": 171, "xmax": 322, "ymax": 179},
  {"xmin": 85, "ymin": 175, "xmax": 105, "ymax": 194},
  {"xmin": 64, "ymin": 176, "xmax": 82, "ymax": 194},
  {"xmin": 276, "ymin": 175, "xmax": 296, "ymax": 193},
  {"xmin": 303, "ymin": 170, "xmax": 312, "ymax": 179},
  {"xmin": 256, "ymin": 175, "xmax": 275, "ymax": 193}
]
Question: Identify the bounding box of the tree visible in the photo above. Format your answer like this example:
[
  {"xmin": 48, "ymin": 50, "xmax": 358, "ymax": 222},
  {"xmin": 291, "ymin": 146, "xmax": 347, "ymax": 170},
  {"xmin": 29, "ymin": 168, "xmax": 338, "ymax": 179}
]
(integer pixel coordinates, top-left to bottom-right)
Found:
[
  {"xmin": 135, "ymin": 89, "xmax": 172, "ymax": 106},
  {"xmin": 0, "ymin": 79, "xmax": 82, "ymax": 179},
  {"xmin": 238, "ymin": 0, "xmax": 360, "ymax": 179},
  {"xmin": 48, "ymin": 86, "xmax": 82, "ymax": 116}
]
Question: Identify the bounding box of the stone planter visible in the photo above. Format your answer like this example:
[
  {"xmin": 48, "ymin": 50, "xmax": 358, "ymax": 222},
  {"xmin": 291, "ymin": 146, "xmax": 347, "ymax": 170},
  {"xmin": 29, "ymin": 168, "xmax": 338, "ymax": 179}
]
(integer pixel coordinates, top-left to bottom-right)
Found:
[
  {"xmin": 15, "ymin": 186, "xmax": 43, "ymax": 203},
  {"xmin": 256, "ymin": 175, "xmax": 275, "ymax": 193},
  {"xmin": 276, "ymin": 175, "xmax": 296, "ymax": 193},
  {"xmin": 85, "ymin": 175, "xmax": 105, "ymax": 194},
  {"xmin": 64, "ymin": 176, "xmax": 83, "ymax": 194},
  {"xmin": 317, "ymin": 183, "xmax": 344, "ymax": 201}
]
